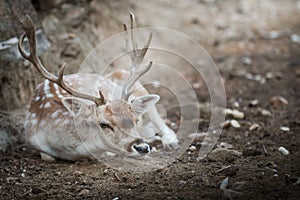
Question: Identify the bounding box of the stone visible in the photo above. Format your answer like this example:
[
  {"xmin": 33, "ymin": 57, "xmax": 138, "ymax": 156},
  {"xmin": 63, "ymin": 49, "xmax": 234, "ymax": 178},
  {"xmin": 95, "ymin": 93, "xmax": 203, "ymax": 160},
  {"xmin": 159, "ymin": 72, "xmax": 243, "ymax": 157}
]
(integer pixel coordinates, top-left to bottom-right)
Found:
[
  {"xmin": 241, "ymin": 56, "xmax": 252, "ymax": 65},
  {"xmin": 188, "ymin": 145, "xmax": 197, "ymax": 151},
  {"xmin": 230, "ymin": 120, "xmax": 241, "ymax": 128},
  {"xmin": 249, "ymin": 99, "xmax": 259, "ymax": 107},
  {"xmin": 207, "ymin": 147, "xmax": 242, "ymax": 162},
  {"xmin": 224, "ymin": 108, "xmax": 244, "ymax": 119},
  {"xmin": 260, "ymin": 109, "xmax": 272, "ymax": 116},
  {"xmin": 79, "ymin": 189, "xmax": 90, "ymax": 196},
  {"xmin": 249, "ymin": 123, "xmax": 260, "ymax": 131},
  {"xmin": 278, "ymin": 146, "xmax": 289, "ymax": 156},
  {"xmin": 270, "ymin": 96, "xmax": 288, "ymax": 107},
  {"xmin": 280, "ymin": 126, "xmax": 290, "ymax": 132}
]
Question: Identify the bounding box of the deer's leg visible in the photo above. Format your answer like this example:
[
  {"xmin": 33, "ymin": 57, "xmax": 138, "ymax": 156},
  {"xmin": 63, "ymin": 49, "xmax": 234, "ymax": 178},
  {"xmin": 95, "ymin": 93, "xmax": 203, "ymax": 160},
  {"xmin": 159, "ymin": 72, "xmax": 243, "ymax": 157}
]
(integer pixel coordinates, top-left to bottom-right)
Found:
[
  {"xmin": 148, "ymin": 107, "xmax": 179, "ymax": 149},
  {"xmin": 128, "ymin": 84, "xmax": 179, "ymax": 148}
]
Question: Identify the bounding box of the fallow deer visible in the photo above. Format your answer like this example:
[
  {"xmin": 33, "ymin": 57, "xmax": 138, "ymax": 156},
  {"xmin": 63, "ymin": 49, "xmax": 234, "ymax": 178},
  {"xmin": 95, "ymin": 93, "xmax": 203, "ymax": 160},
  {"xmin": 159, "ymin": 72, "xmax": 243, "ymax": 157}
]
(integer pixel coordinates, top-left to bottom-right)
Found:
[{"xmin": 18, "ymin": 14, "xmax": 178, "ymax": 161}]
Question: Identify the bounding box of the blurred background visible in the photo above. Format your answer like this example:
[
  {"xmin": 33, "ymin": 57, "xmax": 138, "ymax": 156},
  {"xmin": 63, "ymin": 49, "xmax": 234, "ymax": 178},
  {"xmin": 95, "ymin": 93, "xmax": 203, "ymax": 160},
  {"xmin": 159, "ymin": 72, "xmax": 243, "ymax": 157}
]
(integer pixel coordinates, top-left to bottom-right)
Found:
[{"xmin": 1, "ymin": 0, "xmax": 299, "ymax": 110}]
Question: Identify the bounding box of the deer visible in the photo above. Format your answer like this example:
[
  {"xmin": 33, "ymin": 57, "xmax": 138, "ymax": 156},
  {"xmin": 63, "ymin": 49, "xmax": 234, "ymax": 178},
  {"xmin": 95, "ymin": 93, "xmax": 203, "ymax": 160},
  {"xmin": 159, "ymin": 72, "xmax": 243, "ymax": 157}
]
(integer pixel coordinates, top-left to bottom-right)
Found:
[{"xmin": 18, "ymin": 14, "xmax": 179, "ymax": 161}]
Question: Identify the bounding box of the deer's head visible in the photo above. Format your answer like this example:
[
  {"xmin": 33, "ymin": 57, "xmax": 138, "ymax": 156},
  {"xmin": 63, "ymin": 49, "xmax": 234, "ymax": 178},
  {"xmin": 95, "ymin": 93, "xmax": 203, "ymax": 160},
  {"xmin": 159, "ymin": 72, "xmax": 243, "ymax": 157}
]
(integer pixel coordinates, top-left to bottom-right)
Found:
[{"xmin": 62, "ymin": 94, "xmax": 159, "ymax": 156}]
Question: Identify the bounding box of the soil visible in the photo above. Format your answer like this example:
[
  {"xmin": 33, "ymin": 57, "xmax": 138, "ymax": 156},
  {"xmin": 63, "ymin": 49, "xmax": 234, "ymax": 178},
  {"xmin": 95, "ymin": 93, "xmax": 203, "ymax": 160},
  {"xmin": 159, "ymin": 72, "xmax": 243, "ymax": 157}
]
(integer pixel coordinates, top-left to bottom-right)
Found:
[{"xmin": 0, "ymin": 0, "xmax": 300, "ymax": 199}]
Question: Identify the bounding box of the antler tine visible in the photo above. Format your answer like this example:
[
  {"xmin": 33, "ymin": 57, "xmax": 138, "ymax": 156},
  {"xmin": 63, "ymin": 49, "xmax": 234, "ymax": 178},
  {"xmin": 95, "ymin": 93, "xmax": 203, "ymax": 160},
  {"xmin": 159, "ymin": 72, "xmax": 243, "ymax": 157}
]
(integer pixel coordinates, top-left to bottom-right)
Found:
[
  {"xmin": 18, "ymin": 16, "xmax": 37, "ymax": 60},
  {"xmin": 121, "ymin": 13, "xmax": 153, "ymax": 100},
  {"xmin": 57, "ymin": 64, "xmax": 106, "ymax": 106},
  {"xmin": 18, "ymin": 15, "xmax": 105, "ymax": 106},
  {"xmin": 123, "ymin": 61, "xmax": 153, "ymax": 100},
  {"xmin": 18, "ymin": 15, "xmax": 57, "ymax": 81},
  {"xmin": 129, "ymin": 12, "xmax": 138, "ymax": 52}
]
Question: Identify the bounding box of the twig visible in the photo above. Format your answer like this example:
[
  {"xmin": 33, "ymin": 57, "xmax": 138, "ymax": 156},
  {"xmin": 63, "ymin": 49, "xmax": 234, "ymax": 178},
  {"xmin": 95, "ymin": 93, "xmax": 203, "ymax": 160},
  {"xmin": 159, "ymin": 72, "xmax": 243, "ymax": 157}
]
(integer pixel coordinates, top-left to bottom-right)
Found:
[
  {"xmin": 262, "ymin": 145, "xmax": 268, "ymax": 155},
  {"xmin": 114, "ymin": 173, "xmax": 121, "ymax": 181}
]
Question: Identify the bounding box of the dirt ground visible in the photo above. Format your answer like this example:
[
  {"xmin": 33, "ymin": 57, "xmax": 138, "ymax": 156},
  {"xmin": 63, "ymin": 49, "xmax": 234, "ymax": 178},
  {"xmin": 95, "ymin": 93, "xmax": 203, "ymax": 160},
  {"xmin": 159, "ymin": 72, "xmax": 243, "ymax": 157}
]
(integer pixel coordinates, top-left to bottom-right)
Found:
[{"xmin": 1, "ymin": 0, "xmax": 300, "ymax": 199}]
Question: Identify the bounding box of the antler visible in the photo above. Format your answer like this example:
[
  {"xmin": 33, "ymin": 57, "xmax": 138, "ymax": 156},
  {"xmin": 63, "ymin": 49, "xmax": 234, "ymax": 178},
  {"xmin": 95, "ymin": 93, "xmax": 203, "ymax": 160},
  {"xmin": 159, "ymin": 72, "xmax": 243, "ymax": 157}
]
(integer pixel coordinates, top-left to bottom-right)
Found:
[
  {"xmin": 121, "ymin": 12, "xmax": 153, "ymax": 100},
  {"xmin": 18, "ymin": 15, "xmax": 105, "ymax": 106}
]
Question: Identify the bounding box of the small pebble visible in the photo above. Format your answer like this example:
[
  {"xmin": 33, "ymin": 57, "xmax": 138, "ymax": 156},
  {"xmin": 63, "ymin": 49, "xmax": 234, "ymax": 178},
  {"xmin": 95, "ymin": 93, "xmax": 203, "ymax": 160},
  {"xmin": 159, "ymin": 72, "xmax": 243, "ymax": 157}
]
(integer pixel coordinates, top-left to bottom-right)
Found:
[
  {"xmin": 218, "ymin": 142, "xmax": 233, "ymax": 149},
  {"xmin": 220, "ymin": 177, "xmax": 229, "ymax": 190},
  {"xmin": 170, "ymin": 122, "xmax": 178, "ymax": 129},
  {"xmin": 68, "ymin": 33, "xmax": 76, "ymax": 39},
  {"xmin": 245, "ymin": 73, "xmax": 254, "ymax": 80},
  {"xmin": 259, "ymin": 77, "xmax": 266, "ymax": 84},
  {"xmin": 278, "ymin": 146, "xmax": 289, "ymax": 155},
  {"xmin": 219, "ymin": 177, "xmax": 243, "ymax": 198},
  {"xmin": 290, "ymin": 34, "xmax": 300, "ymax": 43},
  {"xmin": 230, "ymin": 120, "xmax": 241, "ymax": 128},
  {"xmin": 266, "ymin": 167, "xmax": 277, "ymax": 173},
  {"xmin": 296, "ymin": 178, "xmax": 300, "ymax": 185},
  {"xmin": 232, "ymin": 101, "xmax": 240, "ymax": 108},
  {"xmin": 254, "ymin": 74, "xmax": 263, "ymax": 82},
  {"xmin": 265, "ymin": 72, "xmax": 273, "ymax": 79},
  {"xmin": 260, "ymin": 109, "xmax": 272, "ymax": 116},
  {"xmin": 221, "ymin": 120, "xmax": 241, "ymax": 128},
  {"xmin": 249, "ymin": 99, "xmax": 259, "ymax": 106},
  {"xmin": 266, "ymin": 71, "xmax": 283, "ymax": 80},
  {"xmin": 224, "ymin": 108, "xmax": 244, "ymax": 119},
  {"xmin": 231, "ymin": 110, "xmax": 244, "ymax": 119},
  {"xmin": 188, "ymin": 145, "xmax": 197, "ymax": 151},
  {"xmin": 241, "ymin": 57, "xmax": 252, "ymax": 65},
  {"xmin": 270, "ymin": 96, "xmax": 288, "ymax": 106},
  {"xmin": 249, "ymin": 123, "xmax": 260, "ymax": 131},
  {"xmin": 79, "ymin": 189, "xmax": 90, "ymax": 196},
  {"xmin": 269, "ymin": 30, "xmax": 279, "ymax": 39},
  {"xmin": 280, "ymin": 126, "xmax": 290, "ymax": 132}
]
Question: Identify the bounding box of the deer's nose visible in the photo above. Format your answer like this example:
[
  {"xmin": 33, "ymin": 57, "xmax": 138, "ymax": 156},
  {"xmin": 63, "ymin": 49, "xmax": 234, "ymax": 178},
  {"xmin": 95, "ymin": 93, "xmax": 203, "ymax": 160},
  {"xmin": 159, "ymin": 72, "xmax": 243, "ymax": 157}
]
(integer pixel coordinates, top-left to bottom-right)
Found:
[{"xmin": 133, "ymin": 142, "xmax": 151, "ymax": 154}]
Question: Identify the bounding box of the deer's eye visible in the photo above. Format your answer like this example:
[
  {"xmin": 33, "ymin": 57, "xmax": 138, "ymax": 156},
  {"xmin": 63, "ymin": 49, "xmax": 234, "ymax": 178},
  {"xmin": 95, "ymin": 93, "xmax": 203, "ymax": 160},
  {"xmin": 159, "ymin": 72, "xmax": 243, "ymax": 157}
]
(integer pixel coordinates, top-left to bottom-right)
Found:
[{"xmin": 99, "ymin": 122, "xmax": 114, "ymax": 131}]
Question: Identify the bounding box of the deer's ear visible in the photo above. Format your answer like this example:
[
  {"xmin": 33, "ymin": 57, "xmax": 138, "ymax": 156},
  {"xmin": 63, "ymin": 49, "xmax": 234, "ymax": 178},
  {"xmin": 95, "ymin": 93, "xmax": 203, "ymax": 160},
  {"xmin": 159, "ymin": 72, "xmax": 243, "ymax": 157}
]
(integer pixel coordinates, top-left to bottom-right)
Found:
[
  {"xmin": 131, "ymin": 94, "xmax": 160, "ymax": 116},
  {"xmin": 62, "ymin": 97, "xmax": 94, "ymax": 117}
]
